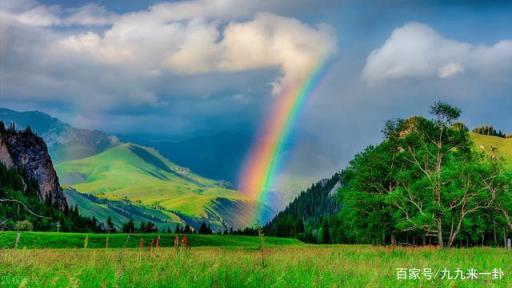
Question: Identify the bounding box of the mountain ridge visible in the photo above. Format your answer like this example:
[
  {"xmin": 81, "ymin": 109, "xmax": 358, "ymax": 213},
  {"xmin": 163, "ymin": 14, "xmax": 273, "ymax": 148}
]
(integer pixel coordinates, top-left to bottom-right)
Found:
[
  {"xmin": 0, "ymin": 108, "xmax": 119, "ymax": 162},
  {"xmin": 56, "ymin": 142, "xmax": 272, "ymax": 230}
]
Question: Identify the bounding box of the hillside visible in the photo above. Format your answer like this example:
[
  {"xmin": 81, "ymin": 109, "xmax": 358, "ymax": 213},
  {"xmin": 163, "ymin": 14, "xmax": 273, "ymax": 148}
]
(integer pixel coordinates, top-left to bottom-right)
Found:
[
  {"xmin": 0, "ymin": 123, "xmax": 67, "ymax": 210},
  {"xmin": 0, "ymin": 124, "xmax": 99, "ymax": 232},
  {"xmin": 264, "ymin": 173, "xmax": 341, "ymax": 242},
  {"xmin": 263, "ymin": 130, "xmax": 512, "ymax": 244},
  {"xmin": 0, "ymin": 108, "xmax": 118, "ymax": 162},
  {"xmin": 471, "ymin": 132, "xmax": 512, "ymax": 169},
  {"xmin": 56, "ymin": 143, "xmax": 272, "ymax": 230}
]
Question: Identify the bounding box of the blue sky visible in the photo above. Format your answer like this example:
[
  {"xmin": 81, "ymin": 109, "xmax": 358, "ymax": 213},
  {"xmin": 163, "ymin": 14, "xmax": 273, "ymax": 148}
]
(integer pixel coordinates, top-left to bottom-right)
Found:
[{"xmin": 1, "ymin": 0, "xmax": 511, "ymax": 185}]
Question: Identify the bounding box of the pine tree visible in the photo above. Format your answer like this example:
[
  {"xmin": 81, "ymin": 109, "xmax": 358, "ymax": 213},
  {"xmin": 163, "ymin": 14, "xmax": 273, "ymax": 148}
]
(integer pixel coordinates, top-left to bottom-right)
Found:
[{"xmin": 199, "ymin": 222, "xmax": 209, "ymax": 234}]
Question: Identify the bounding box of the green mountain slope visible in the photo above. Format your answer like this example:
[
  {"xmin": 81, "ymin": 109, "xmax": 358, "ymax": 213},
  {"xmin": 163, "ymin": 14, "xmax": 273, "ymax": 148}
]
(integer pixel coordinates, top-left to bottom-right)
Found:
[
  {"xmin": 56, "ymin": 143, "xmax": 272, "ymax": 230},
  {"xmin": 471, "ymin": 133, "xmax": 512, "ymax": 169}
]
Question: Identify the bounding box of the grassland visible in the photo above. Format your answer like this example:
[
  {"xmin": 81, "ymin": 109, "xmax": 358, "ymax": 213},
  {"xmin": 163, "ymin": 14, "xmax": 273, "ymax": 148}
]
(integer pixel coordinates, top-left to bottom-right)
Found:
[
  {"xmin": 55, "ymin": 143, "xmax": 270, "ymax": 229},
  {"xmin": 471, "ymin": 133, "xmax": 512, "ymax": 169},
  {"xmin": 1, "ymin": 241, "xmax": 510, "ymax": 287},
  {"xmin": 0, "ymin": 232, "xmax": 300, "ymax": 249}
]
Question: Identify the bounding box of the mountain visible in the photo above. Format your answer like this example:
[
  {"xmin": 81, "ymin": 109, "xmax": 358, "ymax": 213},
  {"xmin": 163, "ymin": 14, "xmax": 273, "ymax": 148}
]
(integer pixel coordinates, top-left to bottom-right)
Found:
[
  {"xmin": 263, "ymin": 173, "xmax": 341, "ymax": 241},
  {"xmin": 129, "ymin": 131, "xmax": 254, "ymax": 186},
  {"xmin": 0, "ymin": 122, "xmax": 67, "ymax": 210},
  {"xmin": 0, "ymin": 108, "xmax": 119, "ymax": 162},
  {"xmin": 0, "ymin": 124, "xmax": 100, "ymax": 232},
  {"xmin": 56, "ymin": 143, "xmax": 272, "ymax": 230}
]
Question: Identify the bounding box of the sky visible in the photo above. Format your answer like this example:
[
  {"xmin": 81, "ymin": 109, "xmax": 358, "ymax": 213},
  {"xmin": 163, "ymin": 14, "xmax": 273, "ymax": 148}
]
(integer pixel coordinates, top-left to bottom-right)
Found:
[{"xmin": 1, "ymin": 0, "xmax": 512, "ymax": 187}]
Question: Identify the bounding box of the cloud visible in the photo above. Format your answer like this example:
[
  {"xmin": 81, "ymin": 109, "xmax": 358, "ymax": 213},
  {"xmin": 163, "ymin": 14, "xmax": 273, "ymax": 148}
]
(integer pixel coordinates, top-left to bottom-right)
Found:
[
  {"xmin": 0, "ymin": 0, "xmax": 116, "ymax": 27},
  {"xmin": 57, "ymin": 12, "xmax": 335, "ymax": 95},
  {"xmin": 0, "ymin": 0, "xmax": 336, "ymax": 115},
  {"xmin": 363, "ymin": 22, "xmax": 512, "ymax": 83}
]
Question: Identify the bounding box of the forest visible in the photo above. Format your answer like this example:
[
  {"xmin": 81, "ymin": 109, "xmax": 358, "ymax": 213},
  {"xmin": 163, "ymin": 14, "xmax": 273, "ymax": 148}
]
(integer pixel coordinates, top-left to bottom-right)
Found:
[{"xmin": 265, "ymin": 102, "xmax": 512, "ymax": 247}]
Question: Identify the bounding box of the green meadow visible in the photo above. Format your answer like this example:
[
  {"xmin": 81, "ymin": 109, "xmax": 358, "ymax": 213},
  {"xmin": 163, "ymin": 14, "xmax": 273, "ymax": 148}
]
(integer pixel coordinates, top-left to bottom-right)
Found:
[
  {"xmin": 0, "ymin": 231, "xmax": 300, "ymax": 249},
  {"xmin": 0, "ymin": 232, "xmax": 510, "ymax": 288},
  {"xmin": 55, "ymin": 143, "xmax": 262, "ymax": 229}
]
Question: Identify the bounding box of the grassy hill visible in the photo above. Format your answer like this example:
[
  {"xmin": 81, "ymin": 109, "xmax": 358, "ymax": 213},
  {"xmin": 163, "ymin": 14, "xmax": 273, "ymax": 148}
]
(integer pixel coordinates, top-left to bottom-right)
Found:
[
  {"xmin": 471, "ymin": 133, "xmax": 512, "ymax": 169},
  {"xmin": 56, "ymin": 144, "xmax": 272, "ymax": 230}
]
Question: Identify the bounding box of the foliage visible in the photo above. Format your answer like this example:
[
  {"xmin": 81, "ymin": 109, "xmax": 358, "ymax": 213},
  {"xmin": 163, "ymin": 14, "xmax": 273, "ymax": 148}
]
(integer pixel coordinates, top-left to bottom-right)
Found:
[
  {"xmin": 0, "ymin": 162, "xmax": 103, "ymax": 232},
  {"xmin": 14, "ymin": 220, "xmax": 33, "ymax": 231},
  {"xmin": 472, "ymin": 125, "xmax": 507, "ymax": 138},
  {"xmin": 339, "ymin": 102, "xmax": 512, "ymax": 247}
]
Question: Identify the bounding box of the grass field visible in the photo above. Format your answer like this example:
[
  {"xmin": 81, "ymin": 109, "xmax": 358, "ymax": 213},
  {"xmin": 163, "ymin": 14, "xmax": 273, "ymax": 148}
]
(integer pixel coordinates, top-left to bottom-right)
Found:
[
  {"xmin": 1, "ymin": 242, "xmax": 510, "ymax": 287},
  {"xmin": 0, "ymin": 232, "xmax": 301, "ymax": 249},
  {"xmin": 472, "ymin": 133, "xmax": 512, "ymax": 169}
]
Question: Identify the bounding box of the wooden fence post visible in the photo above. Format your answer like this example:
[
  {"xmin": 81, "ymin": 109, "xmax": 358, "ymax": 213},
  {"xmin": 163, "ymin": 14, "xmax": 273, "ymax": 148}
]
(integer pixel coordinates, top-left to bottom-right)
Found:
[{"xmin": 14, "ymin": 232, "xmax": 20, "ymax": 249}]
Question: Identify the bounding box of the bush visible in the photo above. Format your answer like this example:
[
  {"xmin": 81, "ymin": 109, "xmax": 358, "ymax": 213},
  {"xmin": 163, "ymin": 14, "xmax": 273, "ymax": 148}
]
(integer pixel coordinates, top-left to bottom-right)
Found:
[{"xmin": 14, "ymin": 220, "xmax": 33, "ymax": 231}]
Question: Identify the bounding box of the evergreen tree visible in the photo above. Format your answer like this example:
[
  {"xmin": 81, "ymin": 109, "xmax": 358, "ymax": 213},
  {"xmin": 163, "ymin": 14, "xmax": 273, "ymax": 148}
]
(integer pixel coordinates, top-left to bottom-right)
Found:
[
  {"xmin": 122, "ymin": 220, "xmax": 135, "ymax": 233},
  {"xmin": 199, "ymin": 222, "xmax": 209, "ymax": 234}
]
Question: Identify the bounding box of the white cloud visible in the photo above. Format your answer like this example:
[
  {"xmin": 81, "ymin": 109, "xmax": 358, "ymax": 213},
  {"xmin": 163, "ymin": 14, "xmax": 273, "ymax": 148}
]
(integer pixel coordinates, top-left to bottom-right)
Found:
[
  {"xmin": 1, "ymin": 1, "xmax": 116, "ymax": 27},
  {"xmin": 438, "ymin": 63, "xmax": 464, "ymax": 78},
  {"xmin": 363, "ymin": 22, "xmax": 512, "ymax": 83},
  {"xmin": 0, "ymin": 0, "xmax": 336, "ymax": 114},
  {"xmin": 56, "ymin": 9, "xmax": 336, "ymax": 96}
]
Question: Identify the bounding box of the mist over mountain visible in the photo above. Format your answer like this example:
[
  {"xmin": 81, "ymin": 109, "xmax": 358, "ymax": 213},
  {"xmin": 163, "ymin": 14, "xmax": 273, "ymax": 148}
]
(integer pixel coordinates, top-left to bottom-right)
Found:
[
  {"xmin": 127, "ymin": 131, "xmax": 254, "ymax": 186},
  {"xmin": 0, "ymin": 108, "xmax": 119, "ymax": 162}
]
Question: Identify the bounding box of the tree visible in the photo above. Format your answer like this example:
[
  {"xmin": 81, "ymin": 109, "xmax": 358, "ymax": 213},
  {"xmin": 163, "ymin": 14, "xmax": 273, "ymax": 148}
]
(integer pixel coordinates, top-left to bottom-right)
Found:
[
  {"xmin": 139, "ymin": 221, "xmax": 157, "ymax": 233},
  {"xmin": 340, "ymin": 102, "xmax": 503, "ymax": 247},
  {"xmin": 106, "ymin": 216, "xmax": 116, "ymax": 233},
  {"xmin": 199, "ymin": 222, "xmax": 209, "ymax": 234},
  {"xmin": 321, "ymin": 219, "xmax": 330, "ymax": 244},
  {"xmin": 481, "ymin": 147, "xmax": 512, "ymax": 232},
  {"xmin": 14, "ymin": 220, "xmax": 33, "ymax": 231},
  {"xmin": 122, "ymin": 220, "xmax": 135, "ymax": 233}
]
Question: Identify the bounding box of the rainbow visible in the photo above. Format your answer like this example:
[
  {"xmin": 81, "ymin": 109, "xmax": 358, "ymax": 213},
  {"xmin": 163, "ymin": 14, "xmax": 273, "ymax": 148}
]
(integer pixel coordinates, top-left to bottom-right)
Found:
[{"xmin": 239, "ymin": 59, "xmax": 332, "ymax": 224}]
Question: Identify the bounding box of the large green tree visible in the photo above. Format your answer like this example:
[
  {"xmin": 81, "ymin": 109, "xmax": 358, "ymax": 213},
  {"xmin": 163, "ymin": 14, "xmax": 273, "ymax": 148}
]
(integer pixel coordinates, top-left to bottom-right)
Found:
[{"xmin": 340, "ymin": 102, "xmax": 511, "ymax": 247}]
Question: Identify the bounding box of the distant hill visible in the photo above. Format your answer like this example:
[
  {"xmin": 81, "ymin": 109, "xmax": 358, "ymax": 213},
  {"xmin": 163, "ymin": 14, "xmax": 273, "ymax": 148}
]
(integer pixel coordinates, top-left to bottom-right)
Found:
[
  {"xmin": 471, "ymin": 133, "xmax": 512, "ymax": 169},
  {"xmin": 131, "ymin": 131, "xmax": 254, "ymax": 186},
  {"xmin": 0, "ymin": 108, "xmax": 118, "ymax": 162},
  {"xmin": 56, "ymin": 143, "xmax": 273, "ymax": 230}
]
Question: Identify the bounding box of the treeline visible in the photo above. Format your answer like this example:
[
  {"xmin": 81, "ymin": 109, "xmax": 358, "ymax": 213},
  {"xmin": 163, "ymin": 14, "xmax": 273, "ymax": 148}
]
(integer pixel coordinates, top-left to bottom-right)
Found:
[
  {"xmin": 261, "ymin": 102, "xmax": 512, "ymax": 247},
  {"xmin": 472, "ymin": 125, "xmax": 511, "ymax": 138},
  {"xmin": 118, "ymin": 220, "xmax": 215, "ymax": 235},
  {"xmin": 0, "ymin": 162, "xmax": 103, "ymax": 232},
  {"xmin": 262, "ymin": 173, "xmax": 341, "ymax": 243}
]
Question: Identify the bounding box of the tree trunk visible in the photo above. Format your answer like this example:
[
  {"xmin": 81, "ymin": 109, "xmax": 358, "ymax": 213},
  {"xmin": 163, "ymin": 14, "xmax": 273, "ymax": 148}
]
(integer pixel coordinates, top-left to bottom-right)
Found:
[
  {"xmin": 391, "ymin": 233, "xmax": 397, "ymax": 246},
  {"xmin": 501, "ymin": 209, "xmax": 512, "ymax": 232},
  {"xmin": 493, "ymin": 221, "xmax": 497, "ymax": 246},
  {"xmin": 437, "ymin": 220, "xmax": 444, "ymax": 248}
]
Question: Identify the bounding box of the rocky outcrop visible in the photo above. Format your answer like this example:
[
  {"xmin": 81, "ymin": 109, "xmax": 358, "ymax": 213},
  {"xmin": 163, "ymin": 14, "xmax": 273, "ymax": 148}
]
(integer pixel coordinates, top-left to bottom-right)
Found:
[
  {"xmin": 0, "ymin": 108, "xmax": 119, "ymax": 162},
  {"xmin": 0, "ymin": 133, "xmax": 14, "ymax": 168},
  {"xmin": 0, "ymin": 122, "xmax": 68, "ymax": 210}
]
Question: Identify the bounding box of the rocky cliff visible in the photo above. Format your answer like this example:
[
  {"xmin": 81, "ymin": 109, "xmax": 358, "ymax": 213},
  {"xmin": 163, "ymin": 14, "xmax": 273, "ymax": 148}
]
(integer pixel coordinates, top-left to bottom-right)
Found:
[{"xmin": 0, "ymin": 122, "xmax": 68, "ymax": 210}]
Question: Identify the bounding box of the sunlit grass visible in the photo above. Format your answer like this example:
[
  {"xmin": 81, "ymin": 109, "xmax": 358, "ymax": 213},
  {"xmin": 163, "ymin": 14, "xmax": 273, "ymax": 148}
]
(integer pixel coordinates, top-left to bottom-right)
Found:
[{"xmin": 1, "ymin": 245, "xmax": 510, "ymax": 287}]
